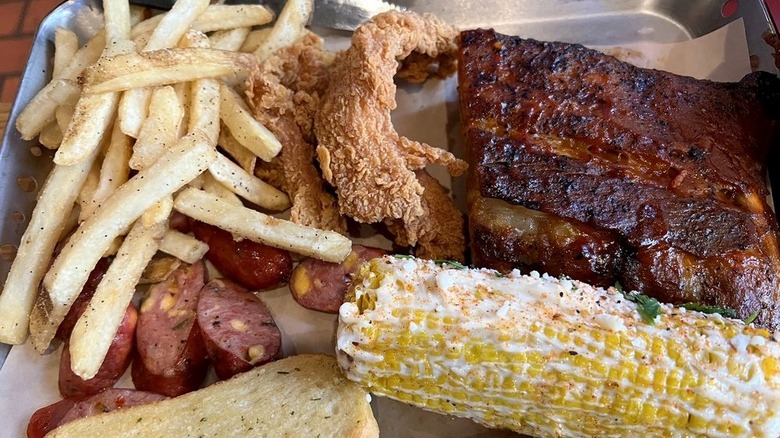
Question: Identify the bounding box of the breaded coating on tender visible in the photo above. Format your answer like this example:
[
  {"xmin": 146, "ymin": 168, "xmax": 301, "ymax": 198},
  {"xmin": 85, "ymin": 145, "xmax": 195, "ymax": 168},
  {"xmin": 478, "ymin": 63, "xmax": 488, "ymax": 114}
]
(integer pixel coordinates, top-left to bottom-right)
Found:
[
  {"xmin": 247, "ymin": 33, "xmax": 346, "ymax": 233},
  {"xmin": 384, "ymin": 170, "xmax": 466, "ymax": 262},
  {"xmin": 315, "ymin": 11, "xmax": 467, "ymax": 227}
]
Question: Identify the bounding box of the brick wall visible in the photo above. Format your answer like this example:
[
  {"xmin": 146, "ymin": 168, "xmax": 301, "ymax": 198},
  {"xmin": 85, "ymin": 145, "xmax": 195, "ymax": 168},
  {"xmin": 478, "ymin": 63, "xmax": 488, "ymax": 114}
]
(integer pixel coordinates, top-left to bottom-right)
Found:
[{"xmin": 0, "ymin": 0, "xmax": 63, "ymax": 103}]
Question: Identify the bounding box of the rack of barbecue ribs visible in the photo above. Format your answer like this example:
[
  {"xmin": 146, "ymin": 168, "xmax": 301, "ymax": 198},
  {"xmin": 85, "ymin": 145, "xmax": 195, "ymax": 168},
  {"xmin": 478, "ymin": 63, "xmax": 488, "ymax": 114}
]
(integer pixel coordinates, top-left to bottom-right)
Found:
[{"xmin": 459, "ymin": 28, "xmax": 780, "ymax": 329}]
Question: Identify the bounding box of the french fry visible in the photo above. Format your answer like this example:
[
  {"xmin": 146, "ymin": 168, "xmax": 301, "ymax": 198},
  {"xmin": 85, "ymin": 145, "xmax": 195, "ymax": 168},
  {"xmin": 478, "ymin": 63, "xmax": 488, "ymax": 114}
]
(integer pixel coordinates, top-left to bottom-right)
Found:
[
  {"xmin": 219, "ymin": 84, "xmax": 281, "ymax": 162},
  {"xmin": 38, "ymin": 121, "xmax": 63, "ymax": 150},
  {"xmin": 69, "ymin": 198, "xmax": 171, "ymax": 379},
  {"xmin": 54, "ymin": 38, "xmax": 135, "ymax": 166},
  {"xmin": 139, "ymin": 256, "xmax": 182, "ymax": 284},
  {"xmin": 53, "ymin": 28, "xmax": 79, "ymax": 78},
  {"xmin": 77, "ymin": 158, "xmax": 103, "ymax": 222},
  {"xmin": 180, "ymin": 30, "xmax": 221, "ymax": 145},
  {"xmin": 239, "ymin": 28, "xmax": 272, "ymax": 53},
  {"xmin": 129, "ymin": 4, "xmax": 146, "ymax": 26},
  {"xmin": 30, "ymin": 134, "xmax": 216, "ymax": 352},
  {"xmin": 55, "ymin": 102, "xmax": 77, "ymax": 135},
  {"xmin": 0, "ymin": 147, "xmax": 99, "ymax": 345},
  {"xmin": 118, "ymin": 89, "xmax": 151, "ymax": 138},
  {"xmin": 208, "ymin": 152, "xmax": 290, "ymax": 211},
  {"xmin": 130, "ymin": 85, "xmax": 183, "ymax": 170},
  {"xmin": 132, "ymin": 5, "xmax": 273, "ymax": 40},
  {"xmin": 159, "ymin": 229, "xmax": 210, "ymax": 264},
  {"xmin": 202, "ymin": 171, "xmax": 243, "ymax": 207},
  {"xmin": 55, "ymin": 29, "xmax": 107, "ymax": 80},
  {"xmin": 254, "ymin": 0, "xmax": 313, "ymax": 62},
  {"xmin": 173, "ymin": 81, "xmax": 191, "ymax": 138},
  {"xmin": 218, "ymin": 128, "xmax": 256, "ymax": 173},
  {"xmin": 209, "ymin": 27, "xmax": 250, "ymax": 52},
  {"xmin": 15, "ymin": 79, "xmax": 80, "ymax": 141},
  {"xmin": 119, "ymin": 0, "xmax": 209, "ymax": 138},
  {"xmin": 83, "ymin": 48, "xmax": 258, "ymax": 94},
  {"xmin": 189, "ymin": 78, "xmax": 221, "ymax": 144},
  {"xmin": 103, "ymin": 0, "xmax": 132, "ymax": 42},
  {"xmin": 15, "ymin": 31, "xmax": 104, "ymax": 139},
  {"xmin": 91, "ymin": 119, "xmax": 133, "ymax": 213},
  {"xmin": 174, "ymin": 188, "xmax": 351, "ymax": 263},
  {"xmin": 143, "ymin": 0, "xmax": 210, "ymax": 51}
]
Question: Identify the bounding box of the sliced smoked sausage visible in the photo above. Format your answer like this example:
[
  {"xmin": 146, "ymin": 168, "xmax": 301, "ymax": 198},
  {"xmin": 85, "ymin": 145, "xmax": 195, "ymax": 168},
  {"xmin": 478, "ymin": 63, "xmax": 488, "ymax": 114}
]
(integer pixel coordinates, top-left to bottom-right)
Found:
[
  {"xmin": 190, "ymin": 220, "xmax": 293, "ymax": 291},
  {"xmin": 59, "ymin": 304, "xmax": 137, "ymax": 399},
  {"xmin": 132, "ymin": 261, "xmax": 208, "ymax": 397},
  {"xmin": 55, "ymin": 257, "xmax": 111, "ymax": 341},
  {"xmin": 197, "ymin": 278, "xmax": 281, "ymax": 380},
  {"xmin": 289, "ymin": 245, "xmax": 388, "ymax": 313},
  {"xmin": 27, "ymin": 389, "xmax": 167, "ymax": 438}
]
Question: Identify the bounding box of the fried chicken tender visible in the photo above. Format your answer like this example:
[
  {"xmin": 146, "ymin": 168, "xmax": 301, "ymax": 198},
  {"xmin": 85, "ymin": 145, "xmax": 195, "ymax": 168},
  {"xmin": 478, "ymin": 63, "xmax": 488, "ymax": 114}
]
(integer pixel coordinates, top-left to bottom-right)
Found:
[
  {"xmin": 246, "ymin": 32, "xmax": 346, "ymax": 233},
  {"xmin": 384, "ymin": 170, "xmax": 466, "ymax": 262},
  {"xmin": 314, "ymin": 11, "xmax": 468, "ymax": 227}
]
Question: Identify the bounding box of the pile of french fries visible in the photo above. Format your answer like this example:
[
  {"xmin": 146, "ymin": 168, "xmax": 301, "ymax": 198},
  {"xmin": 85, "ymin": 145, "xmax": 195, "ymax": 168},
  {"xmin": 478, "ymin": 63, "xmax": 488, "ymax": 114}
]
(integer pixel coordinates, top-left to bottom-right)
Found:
[{"xmin": 0, "ymin": 0, "xmax": 351, "ymax": 382}]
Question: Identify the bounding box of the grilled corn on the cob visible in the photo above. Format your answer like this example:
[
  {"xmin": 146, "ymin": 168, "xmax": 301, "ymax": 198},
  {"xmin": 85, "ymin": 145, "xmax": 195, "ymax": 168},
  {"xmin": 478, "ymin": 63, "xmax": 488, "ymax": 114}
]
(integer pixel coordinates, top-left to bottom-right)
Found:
[{"xmin": 336, "ymin": 256, "xmax": 780, "ymax": 437}]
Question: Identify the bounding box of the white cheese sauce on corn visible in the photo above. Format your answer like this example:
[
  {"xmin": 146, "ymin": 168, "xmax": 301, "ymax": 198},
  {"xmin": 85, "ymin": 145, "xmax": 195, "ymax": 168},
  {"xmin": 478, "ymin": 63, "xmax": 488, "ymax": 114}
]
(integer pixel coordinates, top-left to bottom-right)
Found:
[{"xmin": 336, "ymin": 256, "xmax": 780, "ymax": 438}]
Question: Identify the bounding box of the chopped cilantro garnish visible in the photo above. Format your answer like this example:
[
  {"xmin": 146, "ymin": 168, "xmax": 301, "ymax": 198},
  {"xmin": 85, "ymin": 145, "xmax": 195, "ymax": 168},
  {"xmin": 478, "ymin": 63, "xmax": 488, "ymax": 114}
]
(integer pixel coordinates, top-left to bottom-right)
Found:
[
  {"xmin": 613, "ymin": 281, "xmax": 623, "ymax": 293},
  {"xmin": 745, "ymin": 311, "xmax": 760, "ymax": 325},
  {"xmin": 624, "ymin": 292, "xmax": 661, "ymax": 324},
  {"xmin": 680, "ymin": 303, "xmax": 737, "ymax": 319},
  {"xmin": 394, "ymin": 254, "xmax": 468, "ymax": 270},
  {"xmin": 432, "ymin": 259, "xmax": 468, "ymax": 270}
]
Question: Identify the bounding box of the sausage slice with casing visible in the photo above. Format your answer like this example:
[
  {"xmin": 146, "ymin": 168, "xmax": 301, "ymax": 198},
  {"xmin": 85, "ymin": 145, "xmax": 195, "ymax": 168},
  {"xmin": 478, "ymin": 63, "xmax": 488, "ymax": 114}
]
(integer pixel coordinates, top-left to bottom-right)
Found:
[
  {"xmin": 197, "ymin": 278, "xmax": 281, "ymax": 379},
  {"xmin": 132, "ymin": 261, "xmax": 209, "ymax": 396},
  {"xmin": 27, "ymin": 388, "xmax": 167, "ymax": 438},
  {"xmin": 59, "ymin": 304, "xmax": 137, "ymax": 399},
  {"xmin": 289, "ymin": 244, "xmax": 388, "ymax": 313}
]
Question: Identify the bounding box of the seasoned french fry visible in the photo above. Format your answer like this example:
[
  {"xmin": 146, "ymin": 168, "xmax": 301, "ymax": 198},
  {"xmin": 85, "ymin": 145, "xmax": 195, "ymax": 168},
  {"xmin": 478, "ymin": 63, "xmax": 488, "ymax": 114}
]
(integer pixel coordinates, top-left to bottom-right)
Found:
[
  {"xmin": 57, "ymin": 29, "xmax": 108, "ymax": 80},
  {"xmin": 83, "ymin": 48, "xmax": 258, "ymax": 94},
  {"xmin": 143, "ymin": 0, "xmax": 209, "ymax": 51},
  {"xmin": 208, "ymin": 152, "xmax": 290, "ymax": 211},
  {"xmin": 30, "ymin": 134, "xmax": 217, "ymax": 352},
  {"xmin": 180, "ymin": 30, "xmax": 221, "ymax": 145},
  {"xmin": 119, "ymin": 0, "xmax": 209, "ymax": 138},
  {"xmin": 117, "ymin": 88, "xmax": 151, "ymax": 138},
  {"xmin": 130, "ymin": 85, "xmax": 183, "ymax": 170},
  {"xmin": 160, "ymin": 229, "xmax": 209, "ymax": 264},
  {"xmin": 92, "ymin": 119, "xmax": 133, "ymax": 213},
  {"xmin": 218, "ymin": 128, "xmax": 256, "ymax": 174},
  {"xmin": 15, "ymin": 79, "xmax": 80, "ymax": 141},
  {"xmin": 54, "ymin": 93, "xmax": 119, "ymax": 165},
  {"xmin": 202, "ymin": 171, "xmax": 243, "ymax": 207},
  {"xmin": 209, "ymin": 27, "xmax": 250, "ymax": 51},
  {"xmin": 219, "ymin": 84, "xmax": 281, "ymax": 161},
  {"xmin": 55, "ymin": 102, "xmax": 76, "ymax": 135},
  {"xmin": 240, "ymin": 28, "xmax": 272, "ymax": 53},
  {"xmin": 0, "ymin": 147, "xmax": 99, "ymax": 345},
  {"xmin": 15, "ymin": 31, "xmax": 105, "ymax": 139},
  {"xmin": 102, "ymin": 236, "xmax": 125, "ymax": 258},
  {"xmin": 132, "ymin": 5, "xmax": 273, "ymax": 39},
  {"xmin": 69, "ymin": 199, "xmax": 171, "ymax": 379},
  {"xmin": 254, "ymin": 0, "xmax": 313, "ymax": 62},
  {"xmin": 189, "ymin": 78, "xmax": 221, "ymax": 144},
  {"xmin": 54, "ymin": 38, "xmax": 135, "ymax": 166},
  {"xmin": 77, "ymin": 158, "xmax": 103, "ymax": 221},
  {"xmin": 174, "ymin": 81, "xmax": 191, "ymax": 137},
  {"xmin": 53, "ymin": 28, "xmax": 79, "ymax": 78},
  {"xmin": 174, "ymin": 188, "xmax": 351, "ymax": 263}
]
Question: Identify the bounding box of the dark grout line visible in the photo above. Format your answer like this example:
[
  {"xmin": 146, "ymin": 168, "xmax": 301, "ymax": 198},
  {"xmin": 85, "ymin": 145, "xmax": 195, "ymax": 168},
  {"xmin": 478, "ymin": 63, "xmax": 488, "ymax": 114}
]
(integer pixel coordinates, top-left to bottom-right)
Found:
[{"xmin": 16, "ymin": 0, "xmax": 28, "ymax": 35}]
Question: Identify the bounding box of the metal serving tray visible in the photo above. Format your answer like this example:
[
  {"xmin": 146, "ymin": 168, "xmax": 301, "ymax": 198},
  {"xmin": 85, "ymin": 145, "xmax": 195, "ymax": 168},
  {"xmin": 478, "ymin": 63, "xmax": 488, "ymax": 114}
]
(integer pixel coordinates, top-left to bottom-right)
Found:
[{"xmin": 0, "ymin": 0, "xmax": 778, "ymax": 429}]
